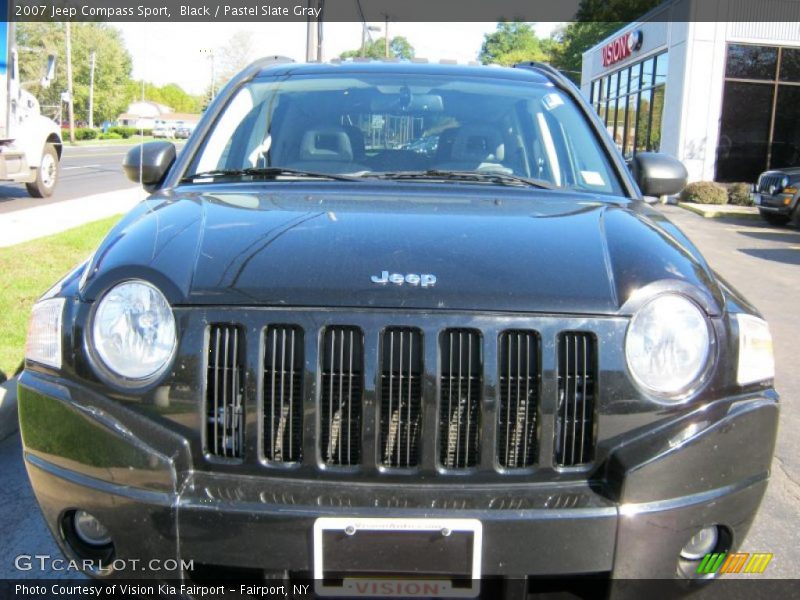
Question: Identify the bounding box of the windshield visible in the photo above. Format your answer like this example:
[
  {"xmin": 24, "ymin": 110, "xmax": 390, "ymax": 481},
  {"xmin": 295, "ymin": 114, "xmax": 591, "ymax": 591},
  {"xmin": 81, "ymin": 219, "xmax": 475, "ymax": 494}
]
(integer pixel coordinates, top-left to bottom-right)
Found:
[{"xmin": 187, "ymin": 72, "xmax": 623, "ymax": 195}]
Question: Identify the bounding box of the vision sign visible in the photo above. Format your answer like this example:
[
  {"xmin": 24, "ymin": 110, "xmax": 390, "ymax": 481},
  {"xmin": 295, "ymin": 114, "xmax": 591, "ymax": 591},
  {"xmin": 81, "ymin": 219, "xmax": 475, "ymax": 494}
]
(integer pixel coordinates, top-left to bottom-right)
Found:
[{"xmin": 601, "ymin": 30, "xmax": 644, "ymax": 67}]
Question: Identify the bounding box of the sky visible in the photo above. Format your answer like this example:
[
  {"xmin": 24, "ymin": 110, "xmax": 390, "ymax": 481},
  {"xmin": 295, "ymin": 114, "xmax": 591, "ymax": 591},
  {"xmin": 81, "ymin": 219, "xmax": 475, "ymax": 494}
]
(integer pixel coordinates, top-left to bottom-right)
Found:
[{"xmin": 115, "ymin": 22, "xmax": 561, "ymax": 95}]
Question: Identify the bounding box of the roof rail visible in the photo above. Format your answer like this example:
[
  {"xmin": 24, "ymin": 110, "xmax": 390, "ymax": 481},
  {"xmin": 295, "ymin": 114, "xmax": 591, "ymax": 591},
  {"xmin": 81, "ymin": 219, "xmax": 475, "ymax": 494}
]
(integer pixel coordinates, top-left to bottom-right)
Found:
[
  {"xmin": 254, "ymin": 55, "xmax": 295, "ymax": 67},
  {"xmin": 513, "ymin": 61, "xmax": 567, "ymax": 83}
]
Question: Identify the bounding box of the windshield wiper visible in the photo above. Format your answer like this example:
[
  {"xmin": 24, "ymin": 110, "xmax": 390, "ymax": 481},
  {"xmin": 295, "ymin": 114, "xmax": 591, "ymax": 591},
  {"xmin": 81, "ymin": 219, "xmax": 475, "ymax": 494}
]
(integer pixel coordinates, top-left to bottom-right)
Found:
[
  {"xmin": 360, "ymin": 169, "xmax": 556, "ymax": 190},
  {"xmin": 181, "ymin": 166, "xmax": 362, "ymax": 183}
]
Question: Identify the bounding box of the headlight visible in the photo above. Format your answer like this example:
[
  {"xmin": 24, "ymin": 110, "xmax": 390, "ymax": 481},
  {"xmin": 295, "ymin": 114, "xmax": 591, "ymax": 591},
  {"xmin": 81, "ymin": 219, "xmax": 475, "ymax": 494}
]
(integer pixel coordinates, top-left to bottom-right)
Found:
[
  {"xmin": 625, "ymin": 294, "xmax": 712, "ymax": 398},
  {"xmin": 736, "ymin": 314, "xmax": 774, "ymax": 386},
  {"xmin": 25, "ymin": 298, "xmax": 65, "ymax": 369},
  {"xmin": 90, "ymin": 280, "xmax": 176, "ymax": 384},
  {"xmin": 781, "ymin": 176, "xmax": 789, "ymax": 188}
]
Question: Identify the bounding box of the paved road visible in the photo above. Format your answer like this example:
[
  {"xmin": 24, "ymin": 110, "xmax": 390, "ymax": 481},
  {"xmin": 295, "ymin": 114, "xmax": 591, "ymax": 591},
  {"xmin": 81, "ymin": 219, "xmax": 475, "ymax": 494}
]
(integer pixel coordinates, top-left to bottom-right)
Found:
[
  {"xmin": 0, "ymin": 143, "xmax": 181, "ymax": 214},
  {"xmin": 0, "ymin": 206, "xmax": 797, "ymax": 581}
]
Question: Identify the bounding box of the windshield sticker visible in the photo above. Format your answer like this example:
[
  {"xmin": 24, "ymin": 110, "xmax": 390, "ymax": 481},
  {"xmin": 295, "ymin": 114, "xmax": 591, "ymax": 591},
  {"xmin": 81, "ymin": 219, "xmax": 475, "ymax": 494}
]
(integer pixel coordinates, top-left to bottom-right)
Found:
[
  {"xmin": 542, "ymin": 93, "xmax": 564, "ymax": 111},
  {"xmin": 581, "ymin": 171, "xmax": 605, "ymax": 186}
]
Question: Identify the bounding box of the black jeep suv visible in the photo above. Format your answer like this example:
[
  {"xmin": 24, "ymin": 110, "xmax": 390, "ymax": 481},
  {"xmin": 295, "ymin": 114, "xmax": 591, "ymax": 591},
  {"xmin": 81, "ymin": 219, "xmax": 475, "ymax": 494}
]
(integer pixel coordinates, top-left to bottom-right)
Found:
[
  {"xmin": 19, "ymin": 59, "xmax": 778, "ymax": 596},
  {"xmin": 754, "ymin": 167, "xmax": 800, "ymax": 225}
]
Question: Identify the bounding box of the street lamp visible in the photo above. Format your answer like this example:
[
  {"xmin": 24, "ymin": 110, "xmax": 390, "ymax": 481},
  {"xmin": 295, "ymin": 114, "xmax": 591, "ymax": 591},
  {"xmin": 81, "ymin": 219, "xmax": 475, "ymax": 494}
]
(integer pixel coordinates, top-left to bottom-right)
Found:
[{"xmin": 199, "ymin": 48, "xmax": 216, "ymax": 101}]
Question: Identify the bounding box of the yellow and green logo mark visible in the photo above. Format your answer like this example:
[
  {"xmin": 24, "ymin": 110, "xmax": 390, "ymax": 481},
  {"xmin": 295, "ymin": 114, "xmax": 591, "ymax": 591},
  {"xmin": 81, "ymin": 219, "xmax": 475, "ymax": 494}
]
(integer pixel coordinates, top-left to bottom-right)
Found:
[{"xmin": 697, "ymin": 552, "xmax": 773, "ymax": 575}]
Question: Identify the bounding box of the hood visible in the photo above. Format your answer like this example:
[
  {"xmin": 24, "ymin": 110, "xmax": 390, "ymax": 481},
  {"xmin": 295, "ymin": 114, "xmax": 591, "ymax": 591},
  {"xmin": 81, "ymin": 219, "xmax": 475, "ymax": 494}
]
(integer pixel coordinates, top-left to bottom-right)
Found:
[{"xmin": 82, "ymin": 184, "xmax": 723, "ymax": 316}]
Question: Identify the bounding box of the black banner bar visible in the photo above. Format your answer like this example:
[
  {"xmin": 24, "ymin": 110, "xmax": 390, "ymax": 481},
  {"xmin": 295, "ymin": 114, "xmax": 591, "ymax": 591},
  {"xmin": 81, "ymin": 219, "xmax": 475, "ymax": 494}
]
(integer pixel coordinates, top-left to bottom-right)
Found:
[{"xmin": 6, "ymin": 0, "xmax": 800, "ymax": 23}]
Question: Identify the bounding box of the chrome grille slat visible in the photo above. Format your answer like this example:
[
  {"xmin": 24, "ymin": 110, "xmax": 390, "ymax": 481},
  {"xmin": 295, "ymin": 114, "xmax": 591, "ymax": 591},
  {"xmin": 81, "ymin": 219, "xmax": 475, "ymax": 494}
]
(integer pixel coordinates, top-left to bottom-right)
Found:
[
  {"xmin": 555, "ymin": 332, "xmax": 596, "ymax": 467},
  {"xmin": 439, "ymin": 329, "xmax": 481, "ymax": 469},
  {"xmin": 321, "ymin": 327, "xmax": 363, "ymax": 466},
  {"xmin": 758, "ymin": 174, "xmax": 784, "ymax": 194},
  {"xmin": 206, "ymin": 325, "xmax": 244, "ymax": 458},
  {"xmin": 202, "ymin": 319, "xmax": 598, "ymax": 473},
  {"xmin": 380, "ymin": 328, "xmax": 423, "ymax": 468},
  {"xmin": 264, "ymin": 325, "xmax": 304, "ymax": 463},
  {"xmin": 498, "ymin": 330, "xmax": 539, "ymax": 469}
]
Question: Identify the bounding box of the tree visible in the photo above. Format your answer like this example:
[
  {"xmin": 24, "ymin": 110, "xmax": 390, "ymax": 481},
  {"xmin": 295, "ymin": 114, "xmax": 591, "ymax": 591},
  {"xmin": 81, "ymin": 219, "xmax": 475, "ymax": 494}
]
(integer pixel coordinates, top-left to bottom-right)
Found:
[
  {"xmin": 126, "ymin": 81, "xmax": 203, "ymax": 114},
  {"xmin": 479, "ymin": 22, "xmax": 555, "ymax": 66},
  {"xmin": 17, "ymin": 22, "xmax": 133, "ymax": 123},
  {"xmin": 217, "ymin": 30, "xmax": 256, "ymax": 82},
  {"xmin": 549, "ymin": 22, "xmax": 622, "ymax": 81},
  {"xmin": 549, "ymin": 0, "xmax": 662, "ymax": 82},
  {"xmin": 340, "ymin": 36, "xmax": 415, "ymax": 60}
]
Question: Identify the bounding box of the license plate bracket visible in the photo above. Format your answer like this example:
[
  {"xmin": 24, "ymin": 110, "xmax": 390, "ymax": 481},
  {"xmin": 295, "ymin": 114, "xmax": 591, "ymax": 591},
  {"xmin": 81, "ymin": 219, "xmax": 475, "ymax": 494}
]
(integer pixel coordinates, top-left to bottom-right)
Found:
[{"xmin": 313, "ymin": 517, "xmax": 482, "ymax": 597}]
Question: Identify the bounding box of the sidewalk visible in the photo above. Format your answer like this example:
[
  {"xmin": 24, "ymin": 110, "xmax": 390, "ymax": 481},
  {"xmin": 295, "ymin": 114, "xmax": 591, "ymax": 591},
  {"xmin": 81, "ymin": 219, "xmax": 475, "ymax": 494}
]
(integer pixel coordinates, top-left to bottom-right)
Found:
[
  {"xmin": 677, "ymin": 202, "xmax": 761, "ymax": 219},
  {"xmin": 0, "ymin": 186, "xmax": 144, "ymax": 248}
]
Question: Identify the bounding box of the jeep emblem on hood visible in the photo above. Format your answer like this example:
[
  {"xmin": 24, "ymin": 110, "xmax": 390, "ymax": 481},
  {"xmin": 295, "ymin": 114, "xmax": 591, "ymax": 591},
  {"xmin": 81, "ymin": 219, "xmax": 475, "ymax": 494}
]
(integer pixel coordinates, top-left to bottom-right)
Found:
[{"xmin": 371, "ymin": 271, "xmax": 437, "ymax": 288}]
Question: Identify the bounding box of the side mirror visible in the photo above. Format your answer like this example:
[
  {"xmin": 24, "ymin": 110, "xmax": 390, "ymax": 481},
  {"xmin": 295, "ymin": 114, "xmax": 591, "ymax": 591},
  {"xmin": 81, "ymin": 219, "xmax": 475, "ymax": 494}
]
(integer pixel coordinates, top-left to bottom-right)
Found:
[
  {"xmin": 630, "ymin": 152, "xmax": 688, "ymax": 198},
  {"xmin": 41, "ymin": 55, "xmax": 56, "ymax": 88},
  {"xmin": 122, "ymin": 142, "xmax": 176, "ymax": 192}
]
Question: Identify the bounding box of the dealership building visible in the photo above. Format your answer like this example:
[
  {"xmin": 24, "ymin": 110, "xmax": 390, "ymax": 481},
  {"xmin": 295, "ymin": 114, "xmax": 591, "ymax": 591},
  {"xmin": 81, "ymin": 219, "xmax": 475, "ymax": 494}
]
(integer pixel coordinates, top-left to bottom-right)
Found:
[{"xmin": 580, "ymin": 0, "xmax": 800, "ymax": 184}]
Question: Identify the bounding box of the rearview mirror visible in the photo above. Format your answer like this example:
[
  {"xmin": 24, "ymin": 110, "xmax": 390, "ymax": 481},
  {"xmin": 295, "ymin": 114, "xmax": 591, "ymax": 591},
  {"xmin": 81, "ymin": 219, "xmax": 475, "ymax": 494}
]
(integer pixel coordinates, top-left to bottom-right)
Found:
[
  {"xmin": 122, "ymin": 142, "xmax": 176, "ymax": 192},
  {"xmin": 630, "ymin": 152, "xmax": 688, "ymax": 198}
]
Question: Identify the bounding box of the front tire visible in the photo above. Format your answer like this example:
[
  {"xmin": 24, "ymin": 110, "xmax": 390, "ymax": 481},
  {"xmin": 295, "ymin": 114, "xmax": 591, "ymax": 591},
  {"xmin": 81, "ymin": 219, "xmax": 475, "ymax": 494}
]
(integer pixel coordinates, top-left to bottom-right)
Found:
[
  {"xmin": 25, "ymin": 143, "xmax": 59, "ymax": 198},
  {"xmin": 758, "ymin": 209, "xmax": 790, "ymax": 226}
]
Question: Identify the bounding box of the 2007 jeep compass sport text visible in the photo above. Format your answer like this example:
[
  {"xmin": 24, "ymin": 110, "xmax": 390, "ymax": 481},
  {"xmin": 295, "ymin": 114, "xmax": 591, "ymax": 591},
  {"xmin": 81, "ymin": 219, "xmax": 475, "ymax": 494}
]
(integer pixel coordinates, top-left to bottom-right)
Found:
[{"xmin": 19, "ymin": 59, "xmax": 778, "ymax": 597}]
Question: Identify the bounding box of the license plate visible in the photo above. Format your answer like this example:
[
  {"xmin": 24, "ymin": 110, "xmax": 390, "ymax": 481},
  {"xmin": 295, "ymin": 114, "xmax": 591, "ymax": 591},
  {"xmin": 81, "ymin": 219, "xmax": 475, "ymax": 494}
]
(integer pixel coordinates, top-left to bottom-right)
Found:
[
  {"xmin": 313, "ymin": 517, "xmax": 482, "ymax": 598},
  {"xmin": 752, "ymin": 192, "xmax": 762, "ymax": 205}
]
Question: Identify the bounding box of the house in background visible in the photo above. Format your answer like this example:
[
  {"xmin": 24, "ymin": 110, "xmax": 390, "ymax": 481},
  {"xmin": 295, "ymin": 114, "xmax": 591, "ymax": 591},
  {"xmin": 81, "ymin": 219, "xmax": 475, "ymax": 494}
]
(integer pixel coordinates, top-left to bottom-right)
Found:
[{"xmin": 117, "ymin": 101, "xmax": 200, "ymax": 131}]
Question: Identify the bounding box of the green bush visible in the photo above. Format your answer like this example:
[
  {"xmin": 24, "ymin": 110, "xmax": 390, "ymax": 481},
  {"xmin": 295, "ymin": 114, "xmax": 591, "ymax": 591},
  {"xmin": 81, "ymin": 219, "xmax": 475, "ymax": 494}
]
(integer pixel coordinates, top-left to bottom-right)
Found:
[
  {"xmin": 133, "ymin": 128, "xmax": 153, "ymax": 137},
  {"xmin": 62, "ymin": 127, "xmax": 99, "ymax": 141},
  {"xmin": 108, "ymin": 126, "xmax": 137, "ymax": 139},
  {"xmin": 726, "ymin": 182, "xmax": 754, "ymax": 206},
  {"xmin": 679, "ymin": 181, "xmax": 728, "ymax": 205},
  {"xmin": 99, "ymin": 132, "xmax": 122, "ymax": 140}
]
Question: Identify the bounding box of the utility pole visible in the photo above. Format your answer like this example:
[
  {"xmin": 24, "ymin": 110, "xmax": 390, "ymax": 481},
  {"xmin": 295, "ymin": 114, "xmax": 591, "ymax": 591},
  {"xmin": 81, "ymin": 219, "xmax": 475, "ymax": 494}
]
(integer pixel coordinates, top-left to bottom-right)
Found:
[
  {"xmin": 200, "ymin": 49, "xmax": 216, "ymax": 102},
  {"xmin": 305, "ymin": 0, "xmax": 318, "ymax": 62},
  {"xmin": 316, "ymin": 0, "xmax": 324, "ymax": 62},
  {"xmin": 384, "ymin": 14, "xmax": 389, "ymax": 58},
  {"xmin": 88, "ymin": 50, "xmax": 96, "ymax": 130},
  {"xmin": 360, "ymin": 23, "xmax": 380, "ymax": 58},
  {"xmin": 65, "ymin": 22, "xmax": 75, "ymax": 143}
]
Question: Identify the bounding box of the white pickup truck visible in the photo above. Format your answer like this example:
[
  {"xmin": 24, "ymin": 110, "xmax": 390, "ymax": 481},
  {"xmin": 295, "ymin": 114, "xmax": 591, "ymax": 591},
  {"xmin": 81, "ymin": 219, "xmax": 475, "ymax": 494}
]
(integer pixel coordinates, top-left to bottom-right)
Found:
[{"xmin": 0, "ymin": 21, "xmax": 62, "ymax": 198}]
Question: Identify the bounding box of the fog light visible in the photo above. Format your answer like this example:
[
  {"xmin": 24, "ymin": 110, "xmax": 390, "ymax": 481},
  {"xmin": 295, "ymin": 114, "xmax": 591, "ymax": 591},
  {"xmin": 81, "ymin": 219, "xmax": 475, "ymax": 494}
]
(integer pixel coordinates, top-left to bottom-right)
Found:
[
  {"xmin": 73, "ymin": 511, "xmax": 112, "ymax": 546},
  {"xmin": 680, "ymin": 526, "xmax": 719, "ymax": 561}
]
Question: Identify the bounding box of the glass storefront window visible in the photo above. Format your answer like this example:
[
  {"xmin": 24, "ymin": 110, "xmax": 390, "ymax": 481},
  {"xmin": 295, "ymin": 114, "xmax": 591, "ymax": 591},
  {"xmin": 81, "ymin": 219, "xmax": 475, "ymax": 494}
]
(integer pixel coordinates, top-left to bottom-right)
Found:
[
  {"xmin": 771, "ymin": 85, "xmax": 800, "ymax": 168},
  {"xmin": 650, "ymin": 84, "xmax": 665, "ymax": 152},
  {"xmin": 642, "ymin": 57, "xmax": 654, "ymax": 88},
  {"xmin": 630, "ymin": 62, "xmax": 642, "ymax": 92},
  {"xmin": 615, "ymin": 95, "xmax": 627, "ymax": 151},
  {"xmin": 725, "ymin": 44, "xmax": 778, "ymax": 80},
  {"xmin": 609, "ymin": 72, "xmax": 619, "ymax": 100},
  {"xmin": 655, "ymin": 53, "xmax": 669, "ymax": 84},
  {"xmin": 716, "ymin": 81, "xmax": 773, "ymax": 182},
  {"xmin": 779, "ymin": 48, "xmax": 800, "ymax": 82},
  {"xmin": 589, "ymin": 51, "xmax": 667, "ymax": 158},
  {"xmin": 625, "ymin": 92, "xmax": 639, "ymax": 158},
  {"xmin": 636, "ymin": 88, "xmax": 652, "ymax": 152},
  {"xmin": 618, "ymin": 67, "xmax": 630, "ymax": 97}
]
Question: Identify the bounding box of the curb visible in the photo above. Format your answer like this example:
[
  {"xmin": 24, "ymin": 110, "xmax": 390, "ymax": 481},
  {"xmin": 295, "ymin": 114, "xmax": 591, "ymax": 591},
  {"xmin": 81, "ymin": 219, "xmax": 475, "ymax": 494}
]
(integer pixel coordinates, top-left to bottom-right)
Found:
[
  {"xmin": 0, "ymin": 377, "xmax": 18, "ymax": 441},
  {"xmin": 677, "ymin": 202, "xmax": 762, "ymax": 220}
]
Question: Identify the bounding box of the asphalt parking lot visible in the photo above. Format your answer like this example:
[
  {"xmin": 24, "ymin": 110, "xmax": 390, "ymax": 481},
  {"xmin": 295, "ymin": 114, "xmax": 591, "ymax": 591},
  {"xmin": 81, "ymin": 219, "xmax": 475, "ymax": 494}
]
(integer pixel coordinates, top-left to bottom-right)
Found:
[
  {"xmin": 654, "ymin": 205, "xmax": 800, "ymax": 578},
  {"xmin": 0, "ymin": 204, "xmax": 798, "ymax": 582}
]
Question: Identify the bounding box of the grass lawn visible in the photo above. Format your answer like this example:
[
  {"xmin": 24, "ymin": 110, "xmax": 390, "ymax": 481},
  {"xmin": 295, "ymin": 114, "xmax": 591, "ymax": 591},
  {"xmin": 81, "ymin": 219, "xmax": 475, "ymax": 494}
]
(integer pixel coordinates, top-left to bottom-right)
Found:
[{"xmin": 0, "ymin": 215, "xmax": 121, "ymax": 380}]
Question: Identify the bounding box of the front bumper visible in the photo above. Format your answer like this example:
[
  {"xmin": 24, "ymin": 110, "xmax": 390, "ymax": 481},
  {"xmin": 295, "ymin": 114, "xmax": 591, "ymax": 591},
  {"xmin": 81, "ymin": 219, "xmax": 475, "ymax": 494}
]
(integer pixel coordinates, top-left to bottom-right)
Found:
[
  {"xmin": 754, "ymin": 191, "xmax": 797, "ymax": 215},
  {"xmin": 18, "ymin": 371, "xmax": 778, "ymax": 582}
]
